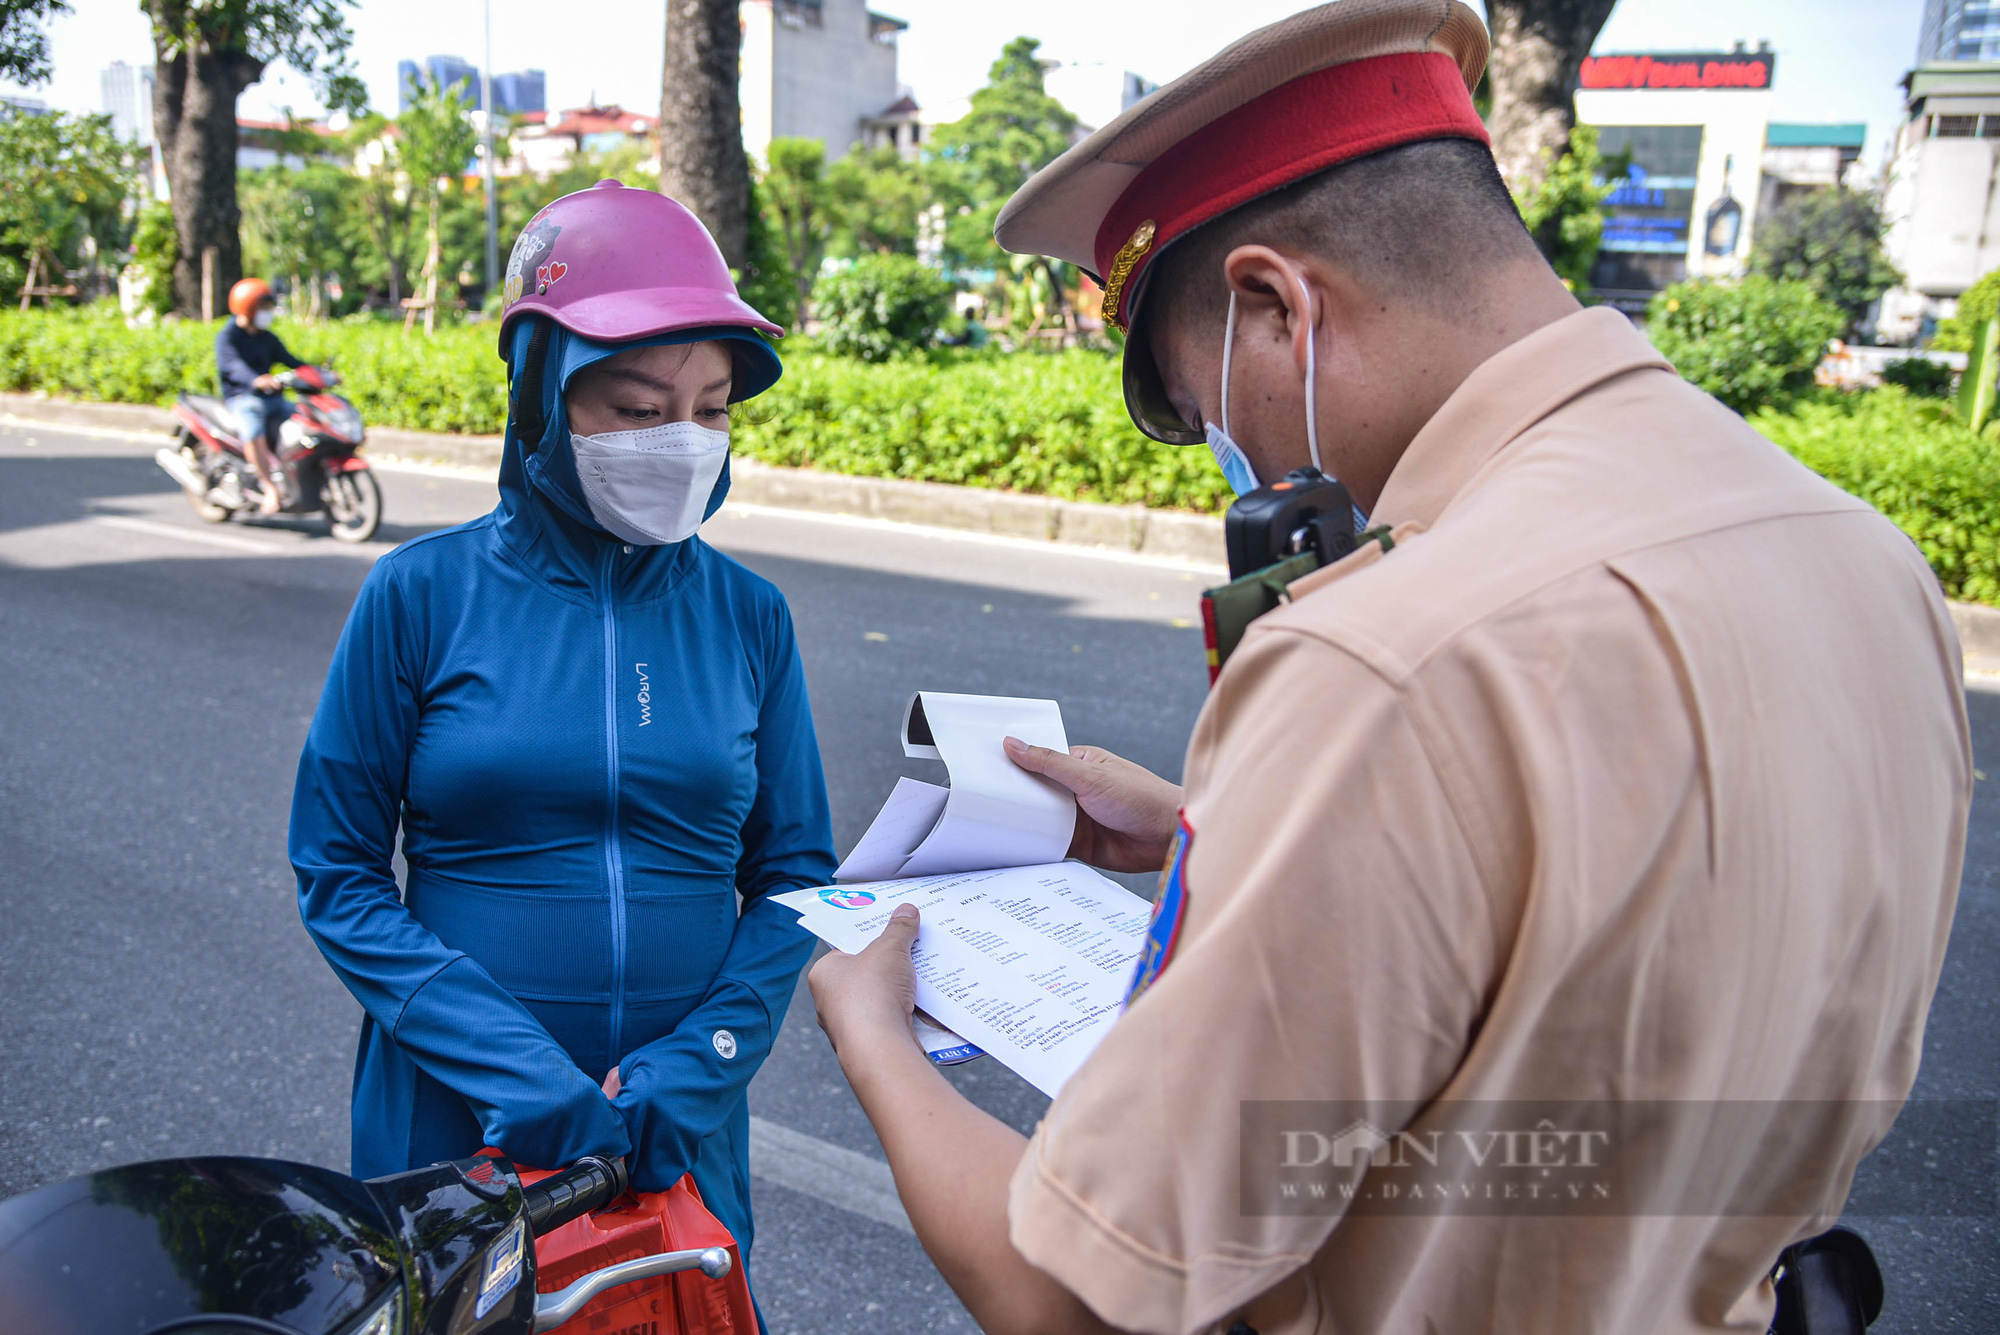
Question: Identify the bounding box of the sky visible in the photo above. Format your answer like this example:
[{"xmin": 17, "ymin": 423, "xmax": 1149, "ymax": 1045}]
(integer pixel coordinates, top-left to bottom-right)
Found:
[{"xmin": 4, "ymin": 0, "xmax": 1926, "ymax": 171}]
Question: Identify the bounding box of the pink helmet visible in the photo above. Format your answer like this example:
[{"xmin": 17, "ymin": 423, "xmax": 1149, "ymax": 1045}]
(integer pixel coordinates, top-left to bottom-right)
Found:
[{"xmin": 496, "ymin": 180, "xmax": 780, "ymax": 351}]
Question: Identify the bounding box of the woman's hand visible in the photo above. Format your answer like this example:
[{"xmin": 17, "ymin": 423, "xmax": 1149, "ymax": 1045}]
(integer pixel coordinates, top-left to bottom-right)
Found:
[
  {"xmin": 809, "ymin": 904, "xmax": 922, "ymax": 1061},
  {"xmin": 1003, "ymin": 739, "xmax": 1182, "ymax": 873},
  {"xmin": 602, "ymin": 1066, "xmax": 622, "ymax": 1099}
]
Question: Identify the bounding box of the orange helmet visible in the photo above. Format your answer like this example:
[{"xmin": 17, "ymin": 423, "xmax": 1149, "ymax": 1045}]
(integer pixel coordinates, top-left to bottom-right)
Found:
[{"xmin": 228, "ymin": 277, "xmax": 273, "ymax": 319}]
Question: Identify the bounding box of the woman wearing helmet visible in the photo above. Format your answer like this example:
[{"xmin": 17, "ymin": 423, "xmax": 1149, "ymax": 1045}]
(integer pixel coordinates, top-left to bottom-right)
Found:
[{"xmin": 289, "ymin": 182, "xmax": 835, "ymax": 1303}]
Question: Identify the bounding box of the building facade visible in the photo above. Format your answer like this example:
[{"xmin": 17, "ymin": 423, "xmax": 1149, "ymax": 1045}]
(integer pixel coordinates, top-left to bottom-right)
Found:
[
  {"xmin": 740, "ymin": 0, "xmax": 906, "ymax": 165},
  {"xmin": 1878, "ymin": 61, "xmax": 2000, "ymax": 339},
  {"xmin": 491, "ymin": 70, "xmax": 546, "ymax": 116},
  {"xmin": 1920, "ymin": 0, "xmax": 2000, "ymax": 63},
  {"xmin": 1576, "ymin": 46, "xmax": 1778, "ymax": 311},
  {"xmin": 100, "ymin": 60, "xmax": 154, "ymax": 146},
  {"xmin": 398, "ymin": 55, "xmax": 482, "ymax": 112}
]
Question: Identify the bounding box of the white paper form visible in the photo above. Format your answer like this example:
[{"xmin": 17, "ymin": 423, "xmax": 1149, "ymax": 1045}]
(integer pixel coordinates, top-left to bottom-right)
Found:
[
  {"xmin": 778, "ymin": 862, "xmax": 1153, "ymax": 1097},
  {"xmin": 833, "ymin": 692, "xmax": 1077, "ymax": 883}
]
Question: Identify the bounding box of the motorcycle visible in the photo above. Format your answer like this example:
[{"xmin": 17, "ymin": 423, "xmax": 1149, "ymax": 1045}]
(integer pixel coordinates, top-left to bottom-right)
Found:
[
  {"xmin": 0, "ymin": 1151, "xmax": 759, "ymax": 1335},
  {"xmin": 156, "ymin": 364, "xmax": 383, "ymax": 544}
]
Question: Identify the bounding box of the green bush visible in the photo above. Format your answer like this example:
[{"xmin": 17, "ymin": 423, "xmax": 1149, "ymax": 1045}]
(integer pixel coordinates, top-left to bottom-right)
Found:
[
  {"xmin": 1882, "ymin": 356, "xmax": 1955, "ymax": 397},
  {"xmin": 1646, "ymin": 276, "xmax": 1844, "ymax": 414},
  {"xmin": 1754, "ymin": 386, "xmax": 2000, "ymax": 604},
  {"xmin": 812, "ymin": 255, "xmax": 952, "ymax": 361},
  {"xmin": 1932, "ymin": 267, "xmax": 2000, "ymax": 353}
]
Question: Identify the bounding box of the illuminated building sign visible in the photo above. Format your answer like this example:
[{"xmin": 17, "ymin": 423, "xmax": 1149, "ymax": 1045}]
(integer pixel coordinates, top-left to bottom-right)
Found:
[
  {"xmin": 1580, "ymin": 52, "xmax": 1774, "ymax": 91},
  {"xmin": 1591, "ymin": 125, "xmax": 1705, "ymax": 300}
]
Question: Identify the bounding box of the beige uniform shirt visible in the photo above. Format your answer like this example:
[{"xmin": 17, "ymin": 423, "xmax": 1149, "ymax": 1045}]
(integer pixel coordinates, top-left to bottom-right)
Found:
[{"xmin": 1008, "ymin": 307, "xmax": 1970, "ymax": 1335}]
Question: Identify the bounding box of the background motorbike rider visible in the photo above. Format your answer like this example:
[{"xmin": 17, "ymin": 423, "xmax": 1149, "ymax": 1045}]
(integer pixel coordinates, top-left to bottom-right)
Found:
[{"xmin": 216, "ymin": 276, "xmax": 304, "ymax": 515}]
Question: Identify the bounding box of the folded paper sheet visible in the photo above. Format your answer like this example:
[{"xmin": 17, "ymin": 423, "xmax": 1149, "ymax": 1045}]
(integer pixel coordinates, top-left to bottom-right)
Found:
[
  {"xmin": 778, "ymin": 862, "xmax": 1153, "ymax": 1097},
  {"xmin": 834, "ymin": 692, "xmax": 1077, "ymax": 883}
]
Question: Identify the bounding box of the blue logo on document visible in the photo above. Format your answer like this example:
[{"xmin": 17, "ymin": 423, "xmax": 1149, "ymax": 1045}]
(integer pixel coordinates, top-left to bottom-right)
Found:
[{"xmin": 820, "ymin": 887, "xmax": 877, "ymax": 909}]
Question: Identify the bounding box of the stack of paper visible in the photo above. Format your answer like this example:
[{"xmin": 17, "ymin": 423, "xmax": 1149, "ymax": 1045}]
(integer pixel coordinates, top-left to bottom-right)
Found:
[
  {"xmin": 784, "ymin": 692, "xmax": 1155, "ymax": 1097},
  {"xmin": 779, "ymin": 862, "xmax": 1152, "ymax": 1097}
]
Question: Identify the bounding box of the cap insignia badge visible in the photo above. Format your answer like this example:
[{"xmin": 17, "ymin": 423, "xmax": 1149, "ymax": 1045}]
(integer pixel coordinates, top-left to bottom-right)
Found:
[{"xmin": 1100, "ymin": 219, "xmax": 1157, "ymax": 329}]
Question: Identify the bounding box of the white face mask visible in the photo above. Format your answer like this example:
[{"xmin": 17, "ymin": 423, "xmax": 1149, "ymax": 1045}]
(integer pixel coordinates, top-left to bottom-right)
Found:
[
  {"xmin": 253, "ymin": 308, "xmax": 276, "ymax": 330},
  {"xmin": 1206, "ymin": 289, "xmax": 1367, "ymax": 529},
  {"xmin": 570, "ymin": 419, "xmax": 730, "ymax": 545}
]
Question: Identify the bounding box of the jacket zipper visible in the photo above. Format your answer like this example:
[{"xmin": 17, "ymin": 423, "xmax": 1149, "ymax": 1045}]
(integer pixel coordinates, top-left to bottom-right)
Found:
[{"xmin": 599, "ymin": 545, "xmax": 628, "ymax": 1071}]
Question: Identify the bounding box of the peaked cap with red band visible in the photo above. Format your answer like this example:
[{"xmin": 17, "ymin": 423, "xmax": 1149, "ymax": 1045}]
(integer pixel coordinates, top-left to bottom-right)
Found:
[{"xmin": 995, "ymin": 0, "xmax": 1490, "ymax": 444}]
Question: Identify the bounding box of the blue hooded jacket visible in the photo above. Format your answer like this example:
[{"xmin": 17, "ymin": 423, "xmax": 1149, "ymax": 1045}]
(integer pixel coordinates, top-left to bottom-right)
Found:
[{"xmin": 289, "ymin": 320, "xmax": 832, "ymax": 1263}]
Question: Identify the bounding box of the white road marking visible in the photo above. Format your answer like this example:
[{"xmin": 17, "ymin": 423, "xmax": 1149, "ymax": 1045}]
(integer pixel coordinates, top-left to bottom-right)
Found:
[
  {"xmin": 92, "ymin": 514, "xmax": 290, "ymax": 554},
  {"xmin": 0, "ymin": 414, "xmax": 176, "ymax": 444},
  {"xmin": 747, "ymin": 1115, "xmax": 911, "ymax": 1234}
]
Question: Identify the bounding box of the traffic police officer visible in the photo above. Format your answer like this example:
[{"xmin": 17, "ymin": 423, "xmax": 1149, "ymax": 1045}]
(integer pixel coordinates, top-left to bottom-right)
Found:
[{"xmin": 807, "ymin": 2, "xmax": 1970, "ymax": 1332}]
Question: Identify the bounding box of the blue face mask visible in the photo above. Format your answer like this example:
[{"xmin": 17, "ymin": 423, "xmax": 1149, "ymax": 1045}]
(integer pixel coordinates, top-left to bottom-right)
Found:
[{"xmin": 1207, "ymin": 290, "xmax": 1369, "ymax": 530}]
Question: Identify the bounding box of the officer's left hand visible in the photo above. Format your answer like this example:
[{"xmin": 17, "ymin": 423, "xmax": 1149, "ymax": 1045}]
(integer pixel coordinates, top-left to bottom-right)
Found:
[{"xmin": 809, "ymin": 904, "xmax": 921, "ymax": 1058}]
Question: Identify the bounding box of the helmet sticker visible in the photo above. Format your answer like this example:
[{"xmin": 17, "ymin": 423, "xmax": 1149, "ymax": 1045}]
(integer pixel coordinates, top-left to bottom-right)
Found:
[{"xmin": 504, "ymin": 213, "xmax": 562, "ymax": 307}]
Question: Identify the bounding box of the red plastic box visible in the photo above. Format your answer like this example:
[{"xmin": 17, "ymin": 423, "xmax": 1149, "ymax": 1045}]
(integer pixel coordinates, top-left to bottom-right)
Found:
[{"xmin": 515, "ymin": 1166, "xmax": 756, "ymax": 1335}]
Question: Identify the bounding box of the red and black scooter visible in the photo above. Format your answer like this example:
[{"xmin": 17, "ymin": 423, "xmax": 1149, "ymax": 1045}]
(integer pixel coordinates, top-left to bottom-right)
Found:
[
  {"xmin": 0, "ymin": 1151, "xmax": 759, "ymax": 1335},
  {"xmin": 156, "ymin": 364, "xmax": 382, "ymax": 544}
]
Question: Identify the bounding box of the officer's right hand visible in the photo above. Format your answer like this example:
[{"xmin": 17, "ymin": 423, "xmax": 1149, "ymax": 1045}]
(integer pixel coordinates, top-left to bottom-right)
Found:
[{"xmin": 1003, "ymin": 739, "xmax": 1182, "ymax": 873}]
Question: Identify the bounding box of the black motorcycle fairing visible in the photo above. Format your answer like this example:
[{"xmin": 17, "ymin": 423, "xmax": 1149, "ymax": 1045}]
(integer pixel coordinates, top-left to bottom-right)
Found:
[
  {"xmin": 0, "ymin": 1156, "xmax": 402, "ymax": 1335},
  {"xmin": 362, "ymin": 1156, "xmax": 535, "ymax": 1335}
]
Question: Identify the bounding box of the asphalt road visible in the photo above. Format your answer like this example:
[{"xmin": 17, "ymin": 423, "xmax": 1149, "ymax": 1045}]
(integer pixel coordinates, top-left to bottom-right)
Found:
[{"xmin": 1, "ymin": 421, "xmax": 1994, "ymax": 1333}]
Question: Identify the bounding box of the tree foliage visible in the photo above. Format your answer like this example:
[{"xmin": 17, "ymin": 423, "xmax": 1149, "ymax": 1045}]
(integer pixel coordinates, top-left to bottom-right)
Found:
[
  {"xmin": 0, "ymin": 0, "xmax": 69, "ymax": 84},
  {"xmin": 144, "ymin": 0, "xmax": 365, "ymax": 314},
  {"xmin": 1929, "ymin": 267, "xmax": 2000, "ymax": 353},
  {"xmin": 927, "ymin": 37, "xmax": 1076, "ymax": 272},
  {"xmin": 813, "ymin": 254, "xmax": 953, "ymax": 360},
  {"xmin": 1511, "ymin": 123, "xmax": 1628, "ymax": 292},
  {"xmin": 1749, "ymin": 188, "xmax": 1901, "ymax": 334},
  {"xmin": 1646, "ymin": 276, "xmax": 1843, "ymax": 414},
  {"xmin": 761, "ymin": 138, "xmax": 836, "ymax": 325},
  {"xmin": 825, "ymin": 146, "xmax": 926, "ymax": 258},
  {"xmin": 0, "ymin": 110, "xmax": 132, "ymax": 306},
  {"xmin": 145, "ymin": 0, "xmax": 366, "ymax": 113}
]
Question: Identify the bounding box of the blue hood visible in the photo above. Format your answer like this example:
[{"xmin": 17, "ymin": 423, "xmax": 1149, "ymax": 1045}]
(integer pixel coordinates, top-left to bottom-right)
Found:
[{"xmin": 498, "ymin": 319, "xmax": 780, "ymax": 579}]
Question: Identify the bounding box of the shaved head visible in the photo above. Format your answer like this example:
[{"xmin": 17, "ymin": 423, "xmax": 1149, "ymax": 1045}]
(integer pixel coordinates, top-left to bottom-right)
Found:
[{"xmin": 1140, "ymin": 137, "xmax": 1542, "ymax": 350}]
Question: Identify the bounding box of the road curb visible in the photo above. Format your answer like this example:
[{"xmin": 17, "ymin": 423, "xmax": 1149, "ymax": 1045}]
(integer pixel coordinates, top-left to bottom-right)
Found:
[
  {"xmin": 0, "ymin": 391, "xmax": 1227, "ymax": 566},
  {"xmin": 1952, "ymin": 601, "xmax": 2000, "ymax": 659}
]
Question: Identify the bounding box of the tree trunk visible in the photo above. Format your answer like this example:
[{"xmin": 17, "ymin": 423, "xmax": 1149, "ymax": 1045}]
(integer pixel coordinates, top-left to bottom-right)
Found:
[
  {"xmin": 423, "ymin": 196, "xmax": 441, "ymax": 337},
  {"xmin": 659, "ymin": 0, "xmax": 749, "ymax": 266},
  {"xmin": 1484, "ymin": 0, "xmax": 1618, "ymax": 198},
  {"xmin": 151, "ymin": 28, "xmax": 264, "ymax": 318}
]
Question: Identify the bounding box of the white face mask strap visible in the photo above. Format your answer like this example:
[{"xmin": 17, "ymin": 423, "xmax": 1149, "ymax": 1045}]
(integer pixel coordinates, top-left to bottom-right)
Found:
[
  {"xmin": 1303, "ymin": 285, "xmax": 1322, "ymax": 475},
  {"xmin": 1219, "ymin": 290, "xmax": 1238, "ymax": 437}
]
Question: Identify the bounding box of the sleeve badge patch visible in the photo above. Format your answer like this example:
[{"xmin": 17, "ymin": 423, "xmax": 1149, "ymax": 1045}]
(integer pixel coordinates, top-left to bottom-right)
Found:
[{"xmin": 1124, "ymin": 810, "xmax": 1193, "ymax": 1005}]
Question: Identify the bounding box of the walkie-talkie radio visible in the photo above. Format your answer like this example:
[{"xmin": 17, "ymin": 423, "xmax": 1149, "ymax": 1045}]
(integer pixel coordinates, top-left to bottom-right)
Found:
[{"xmin": 1198, "ymin": 467, "xmax": 1389, "ymax": 685}]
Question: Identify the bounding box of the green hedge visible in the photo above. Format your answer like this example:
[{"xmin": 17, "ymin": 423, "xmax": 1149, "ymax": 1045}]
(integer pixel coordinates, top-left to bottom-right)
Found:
[
  {"xmin": 0, "ymin": 307, "xmax": 511, "ymax": 436},
  {"xmin": 1753, "ymin": 386, "xmax": 2000, "ymax": 604},
  {"xmin": 0, "ymin": 308, "xmax": 1230, "ymax": 512},
  {"xmin": 9, "ymin": 311, "xmax": 2000, "ymax": 599},
  {"xmin": 733, "ymin": 349, "xmax": 1229, "ymax": 511}
]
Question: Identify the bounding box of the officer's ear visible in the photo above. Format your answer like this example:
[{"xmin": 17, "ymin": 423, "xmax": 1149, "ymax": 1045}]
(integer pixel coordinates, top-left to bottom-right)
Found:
[{"xmin": 1221, "ymin": 245, "xmax": 1331, "ymax": 380}]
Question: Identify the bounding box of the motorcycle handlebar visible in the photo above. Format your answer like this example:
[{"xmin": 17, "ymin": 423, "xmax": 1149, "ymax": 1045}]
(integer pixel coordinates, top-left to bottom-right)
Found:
[{"xmin": 520, "ymin": 1155, "xmax": 630, "ymax": 1236}]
